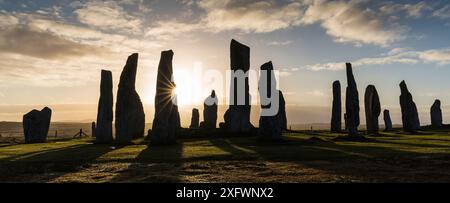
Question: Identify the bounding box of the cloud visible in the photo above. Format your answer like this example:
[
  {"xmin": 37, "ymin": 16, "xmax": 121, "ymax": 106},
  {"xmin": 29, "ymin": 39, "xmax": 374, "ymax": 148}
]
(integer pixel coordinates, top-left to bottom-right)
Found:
[
  {"xmin": 145, "ymin": 21, "xmax": 201, "ymax": 40},
  {"xmin": 74, "ymin": 1, "xmax": 143, "ymax": 34},
  {"xmin": 28, "ymin": 18, "xmax": 162, "ymax": 53},
  {"xmin": 197, "ymin": 0, "xmax": 305, "ymax": 33},
  {"xmin": 195, "ymin": 0, "xmax": 408, "ymax": 47},
  {"xmin": 432, "ymin": 4, "xmax": 450, "ymax": 19},
  {"xmin": 301, "ymin": 0, "xmax": 405, "ymax": 47},
  {"xmin": 0, "ymin": 12, "xmax": 19, "ymax": 27},
  {"xmin": 306, "ymin": 90, "xmax": 327, "ymax": 97},
  {"xmin": 0, "ymin": 26, "xmax": 102, "ymax": 60},
  {"xmin": 379, "ymin": 1, "xmax": 430, "ymax": 18},
  {"xmin": 418, "ymin": 49, "xmax": 450, "ymax": 64},
  {"xmin": 0, "ymin": 11, "xmax": 161, "ymax": 87},
  {"xmin": 307, "ymin": 48, "xmax": 450, "ymax": 71},
  {"xmin": 267, "ymin": 40, "xmax": 293, "ymax": 46}
]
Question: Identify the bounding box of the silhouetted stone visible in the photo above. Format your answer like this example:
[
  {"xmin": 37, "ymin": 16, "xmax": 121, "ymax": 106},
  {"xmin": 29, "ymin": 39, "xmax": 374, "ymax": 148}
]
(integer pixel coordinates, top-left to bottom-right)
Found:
[
  {"xmin": 201, "ymin": 90, "xmax": 218, "ymax": 129},
  {"xmin": 151, "ymin": 50, "xmax": 180, "ymax": 145},
  {"xmin": 430, "ymin": 99, "xmax": 442, "ymax": 128},
  {"xmin": 383, "ymin": 110, "xmax": 393, "ymax": 131},
  {"xmin": 190, "ymin": 108, "xmax": 200, "ymax": 129},
  {"xmin": 223, "ymin": 39, "xmax": 254, "ymax": 132},
  {"xmin": 364, "ymin": 85, "xmax": 381, "ymax": 134},
  {"xmin": 258, "ymin": 61, "xmax": 286, "ymax": 140},
  {"xmin": 331, "ymin": 80, "xmax": 341, "ymax": 132},
  {"xmin": 95, "ymin": 70, "xmax": 113, "ymax": 143},
  {"xmin": 115, "ymin": 53, "xmax": 145, "ymax": 144},
  {"xmin": 399, "ymin": 80, "xmax": 420, "ymax": 132},
  {"xmin": 345, "ymin": 63, "xmax": 360, "ymax": 136},
  {"xmin": 91, "ymin": 122, "xmax": 96, "ymax": 137},
  {"xmin": 344, "ymin": 113, "xmax": 348, "ymax": 131},
  {"xmin": 23, "ymin": 107, "xmax": 52, "ymax": 143},
  {"xmin": 279, "ymin": 91, "xmax": 287, "ymax": 130}
]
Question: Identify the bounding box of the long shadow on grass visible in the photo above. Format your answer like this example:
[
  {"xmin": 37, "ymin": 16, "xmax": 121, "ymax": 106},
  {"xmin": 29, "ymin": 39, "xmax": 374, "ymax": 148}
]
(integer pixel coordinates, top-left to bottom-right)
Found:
[
  {"xmin": 109, "ymin": 142, "xmax": 184, "ymax": 183},
  {"xmin": 226, "ymin": 136, "xmax": 450, "ymax": 182},
  {"xmin": 209, "ymin": 138, "xmax": 259, "ymax": 160},
  {"xmin": 370, "ymin": 139, "xmax": 450, "ymax": 149},
  {"xmin": 0, "ymin": 143, "xmax": 115, "ymax": 182}
]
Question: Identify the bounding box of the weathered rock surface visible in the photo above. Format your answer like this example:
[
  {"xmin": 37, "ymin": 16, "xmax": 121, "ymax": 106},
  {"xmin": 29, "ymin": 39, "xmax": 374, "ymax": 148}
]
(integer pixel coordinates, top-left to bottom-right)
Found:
[
  {"xmin": 258, "ymin": 61, "xmax": 286, "ymax": 140},
  {"xmin": 331, "ymin": 80, "xmax": 341, "ymax": 132},
  {"xmin": 399, "ymin": 80, "xmax": 420, "ymax": 131},
  {"xmin": 345, "ymin": 63, "xmax": 360, "ymax": 136},
  {"xmin": 383, "ymin": 109, "xmax": 393, "ymax": 131},
  {"xmin": 190, "ymin": 108, "xmax": 200, "ymax": 129},
  {"xmin": 364, "ymin": 85, "xmax": 381, "ymax": 134},
  {"xmin": 430, "ymin": 99, "xmax": 443, "ymax": 128},
  {"xmin": 23, "ymin": 107, "xmax": 52, "ymax": 143},
  {"xmin": 201, "ymin": 90, "xmax": 218, "ymax": 129},
  {"xmin": 115, "ymin": 53, "xmax": 145, "ymax": 143},
  {"xmin": 95, "ymin": 70, "xmax": 113, "ymax": 143},
  {"xmin": 222, "ymin": 39, "xmax": 254, "ymax": 132},
  {"xmin": 151, "ymin": 50, "xmax": 180, "ymax": 145}
]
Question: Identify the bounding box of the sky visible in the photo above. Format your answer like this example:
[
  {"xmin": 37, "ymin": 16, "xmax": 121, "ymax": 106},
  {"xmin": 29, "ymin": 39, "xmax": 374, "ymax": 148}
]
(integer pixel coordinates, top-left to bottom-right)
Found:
[{"xmin": 0, "ymin": 0, "xmax": 450, "ymax": 126}]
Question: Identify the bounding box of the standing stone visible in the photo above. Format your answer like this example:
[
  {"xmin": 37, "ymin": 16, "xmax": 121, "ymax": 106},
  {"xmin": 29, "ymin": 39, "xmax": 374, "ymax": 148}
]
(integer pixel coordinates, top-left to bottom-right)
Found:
[
  {"xmin": 399, "ymin": 80, "xmax": 420, "ymax": 131},
  {"xmin": 201, "ymin": 90, "xmax": 218, "ymax": 129},
  {"xmin": 23, "ymin": 107, "xmax": 52, "ymax": 143},
  {"xmin": 279, "ymin": 91, "xmax": 287, "ymax": 130},
  {"xmin": 91, "ymin": 122, "xmax": 96, "ymax": 137},
  {"xmin": 223, "ymin": 39, "xmax": 254, "ymax": 132},
  {"xmin": 364, "ymin": 85, "xmax": 381, "ymax": 134},
  {"xmin": 151, "ymin": 50, "xmax": 180, "ymax": 145},
  {"xmin": 383, "ymin": 110, "xmax": 393, "ymax": 131},
  {"xmin": 430, "ymin": 99, "xmax": 443, "ymax": 128},
  {"xmin": 115, "ymin": 53, "xmax": 145, "ymax": 144},
  {"xmin": 258, "ymin": 61, "xmax": 286, "ymax": 140},
  {"xmin": 344, "ymin": 113, "xmax": 348, "ymax": 131},
  {"xmin": 331, "ymin": 80, "xmax": 342, "ymax": 132},
  {"xmin": 190, "ymin": 108, "xmax": 200, "ymax": 129},
  {"xmin": 95, "ymin": 70, "xmax": 113, "ymax": 143},
  {"xmin": 345, "ymin": 63, "xmax": 360, "ymax": 136}
]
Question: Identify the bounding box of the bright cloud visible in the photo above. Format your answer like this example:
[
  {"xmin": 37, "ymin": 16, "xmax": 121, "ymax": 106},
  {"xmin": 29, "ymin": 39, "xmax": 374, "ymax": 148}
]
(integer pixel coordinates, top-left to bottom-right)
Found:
[
  {"xmin": 197, "ymin": 0, "xmax": 305, "ymax": 33},
  {"xmin": 301, "ymin": 0, "xmax": 405, "ymax": 47},
  {"xmin": 74, "ymin": 1, "xmax": 143, "ymax": 34}
]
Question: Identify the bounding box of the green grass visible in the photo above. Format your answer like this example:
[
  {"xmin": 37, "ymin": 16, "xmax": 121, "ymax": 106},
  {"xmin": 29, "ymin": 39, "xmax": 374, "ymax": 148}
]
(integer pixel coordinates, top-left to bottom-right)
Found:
[{"xmin": 1, "ymin": 130, "xmax": 450, "ymax": 183}]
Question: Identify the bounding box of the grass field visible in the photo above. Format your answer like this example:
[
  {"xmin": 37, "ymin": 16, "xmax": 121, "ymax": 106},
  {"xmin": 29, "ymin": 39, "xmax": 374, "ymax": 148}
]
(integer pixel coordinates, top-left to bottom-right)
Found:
[{"xmin": 1, "ymin": 129, "xmax": 450, "ymax": 183}]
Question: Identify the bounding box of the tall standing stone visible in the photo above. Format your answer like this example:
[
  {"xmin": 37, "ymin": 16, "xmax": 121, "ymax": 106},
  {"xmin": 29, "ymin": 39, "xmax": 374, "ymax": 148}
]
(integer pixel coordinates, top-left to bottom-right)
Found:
[
  {"xmin": 23, "ymin": 107, "xmax": 52, "ymax": 143},
  {"xmin": 190, "ymin": 108, "xmax": 200, "ymax": 129},
  {"xmin": 345, "ymin": 63, "xmax": 360, "ymax": 136},
  {"xmin": 201, "ymin": 90, "xmax": 218, "ymax": 129},
  {"xmin": 399, "ymin": 80, "xmax": 420, "ymax": 132},
  {"xmin": 223, "ymin": 39, "xmax": 254, "ymax": 132},
  {"xmin": 91, "ymin": 122, "xmax": 96, "ymax": 137},
  {"xmin": 331, "ymin": 80, "xmax": 341, "ymax": 132},
  {"xmin": 115, "ymin": 53, "xmax": 145, "ymax": 143},
  {"xmin": 364, "ymin": 85, "xmax": 381, "ymax": 134},
  {"xmin": 258, "ymin": 61, "xmax": 287, "ymax": 140},
  {"xmin": 344, "ymin": 113, "xmax": 348, "ymax": 131},
  {"xmin": 95, "ymin": 70, "xmax": 113, "ymax": 143},
  {"xmin": 279, "ymin": 91, "xmax": 287, "ymax": 130},
  {"xmin": 430, "ymin": 99, "xmax": 443, "ymax": 128},
  {"xmin": 383, "ymin": 110, "xmax": 393, "ymax": 131},
  {"xmin": 151, "ymin": 50, "xmax": 180, "ymax": 145}
]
